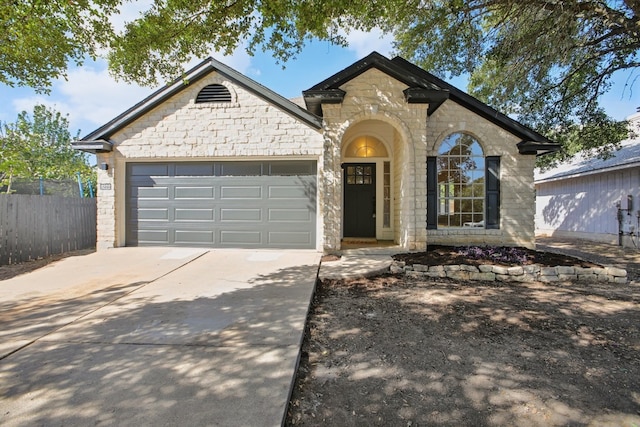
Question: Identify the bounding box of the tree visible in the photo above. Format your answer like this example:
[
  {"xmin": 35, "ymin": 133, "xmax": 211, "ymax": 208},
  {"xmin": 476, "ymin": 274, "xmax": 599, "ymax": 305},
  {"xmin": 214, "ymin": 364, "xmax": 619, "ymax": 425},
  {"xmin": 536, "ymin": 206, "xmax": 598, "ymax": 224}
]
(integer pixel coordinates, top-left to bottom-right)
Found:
[
  {"xmin": 0, "ymin": 0, "xmax": 119, "ymax": 92},
  {"xmin": 0, "ymin": 105, "xmax": 94, "ymax": 193},
  {"xmin": 3, "ymin": 1, "xmax": 638, "ymax": 163},
  {"xmin": 390, "ymin": 0, "xmax": 639, "ymax": 167}
]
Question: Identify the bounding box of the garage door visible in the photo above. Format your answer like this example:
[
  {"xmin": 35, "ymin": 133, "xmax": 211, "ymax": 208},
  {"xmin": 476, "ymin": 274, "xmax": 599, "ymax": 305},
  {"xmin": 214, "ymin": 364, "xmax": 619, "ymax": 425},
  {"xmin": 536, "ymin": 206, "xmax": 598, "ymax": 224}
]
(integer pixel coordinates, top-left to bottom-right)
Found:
[{"xmin": 126, "ymin": 161, "xmax": 317, "ymax": 248}]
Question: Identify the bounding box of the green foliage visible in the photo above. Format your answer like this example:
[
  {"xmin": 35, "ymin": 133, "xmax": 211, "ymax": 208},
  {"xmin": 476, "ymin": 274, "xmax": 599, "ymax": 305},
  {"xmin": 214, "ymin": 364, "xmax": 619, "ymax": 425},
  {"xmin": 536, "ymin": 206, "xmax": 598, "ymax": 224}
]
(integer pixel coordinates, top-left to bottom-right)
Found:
[
  {"xmin": 0, "ymin": 0, "xmax": 121, "ymax": 92},
  {"xmin": 0, "ymin": 105, "xmax": 94, "ymax": 193},
  {"xmin": 108, "ymin": 0, "xmax": 640, "ymax": 165},
  {"xmin": 392, "ymin": 1, "xmax": 638, "ymax": 164},
  {"xmin": 106, "ymin": 0, "xmax": 400, "ymax": 86},
  {"xmin": 2, "ymin": 0, "xmax": 637, "ymax": 164},
  {"xmin": 536, "ymin": 110, "xmax": 631, "ymax": 171}
]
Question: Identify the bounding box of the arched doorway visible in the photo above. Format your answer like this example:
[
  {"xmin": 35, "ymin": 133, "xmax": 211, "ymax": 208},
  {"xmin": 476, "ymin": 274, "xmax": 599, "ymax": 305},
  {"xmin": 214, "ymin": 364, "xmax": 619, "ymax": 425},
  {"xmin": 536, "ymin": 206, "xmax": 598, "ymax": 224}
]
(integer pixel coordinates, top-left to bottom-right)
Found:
[{"xmin": 342, "ymin": 132, "xmax": 392, "ymax": 238}]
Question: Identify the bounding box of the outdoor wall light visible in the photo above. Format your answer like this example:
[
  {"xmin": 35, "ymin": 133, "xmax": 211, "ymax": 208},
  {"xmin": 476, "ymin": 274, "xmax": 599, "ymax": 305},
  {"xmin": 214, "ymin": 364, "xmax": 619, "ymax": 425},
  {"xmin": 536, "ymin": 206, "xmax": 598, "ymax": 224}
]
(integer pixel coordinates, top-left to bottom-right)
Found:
[{"xmin": 99, "ymin": 162, "xmax": 109, "ymax": 170}]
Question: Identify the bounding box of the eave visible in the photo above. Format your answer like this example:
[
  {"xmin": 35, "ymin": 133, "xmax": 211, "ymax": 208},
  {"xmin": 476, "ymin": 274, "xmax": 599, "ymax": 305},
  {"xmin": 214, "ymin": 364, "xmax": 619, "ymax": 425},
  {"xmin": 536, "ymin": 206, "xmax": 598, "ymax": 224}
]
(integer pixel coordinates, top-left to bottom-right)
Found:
[
  {"xmin": 301, "ymin": 89, "xmax": 346, "ymax": 116},
  {"xmin": 71, "ymin": 139, "xmax": 113, "ymax": 154},
  {"xmin": 517, "ymin": 140, "xmax": 561, "ymax": 156},
  {"xmin": 403, "ymin": 87, "xmax": 450, "ymax": 115}
]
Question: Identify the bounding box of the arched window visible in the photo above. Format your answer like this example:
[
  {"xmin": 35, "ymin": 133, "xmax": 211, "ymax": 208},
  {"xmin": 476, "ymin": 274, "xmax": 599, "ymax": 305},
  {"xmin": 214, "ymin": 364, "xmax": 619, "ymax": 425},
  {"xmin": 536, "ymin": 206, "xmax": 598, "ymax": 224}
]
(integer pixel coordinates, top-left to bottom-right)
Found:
[
  {"xmin": 344, "ymin": 136, "xmax": 388, "ymax": 158},
  {"xmin": 195, "ymin": 84, "xmax": 232, "ymax": 103},
  {"xmin": 437, "ymin": 133, "xmax": 485, "ymax": 228}
]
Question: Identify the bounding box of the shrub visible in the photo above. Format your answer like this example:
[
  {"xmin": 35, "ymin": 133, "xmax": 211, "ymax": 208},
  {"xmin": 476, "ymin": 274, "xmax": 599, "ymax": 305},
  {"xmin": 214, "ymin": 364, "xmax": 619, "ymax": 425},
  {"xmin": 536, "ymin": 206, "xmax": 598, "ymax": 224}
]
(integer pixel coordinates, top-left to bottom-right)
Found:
[{"xmin": 455, "ymin": 246, "xmax": 529, "ymax": 264}]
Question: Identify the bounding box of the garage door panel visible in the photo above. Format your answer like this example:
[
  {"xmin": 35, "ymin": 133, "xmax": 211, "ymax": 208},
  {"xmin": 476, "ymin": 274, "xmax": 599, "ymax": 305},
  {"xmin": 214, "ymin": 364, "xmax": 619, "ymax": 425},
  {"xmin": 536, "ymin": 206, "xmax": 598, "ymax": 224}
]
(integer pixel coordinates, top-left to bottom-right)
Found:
[
  {"xmin": 219, "ymin": 162, "xmax": 263, "ymax": 176},
  {"xmin": 136, "ymin": 208, "xmax": 170, "ymax": 221},
  {"xmin": 175, "ymin": 163, "xmax": 215, "ymax": 176},
  {"xmin": 268, "ymin": 161, "xmax": 315, "ymax": 175},
  {"xmin": 175, "ymin": 208, "xmax": 215, "ymax": 222},
  {"xmin": 268, "ymin": 208, "xmax": 312, "ymax": 222},
  {"xmin": 174, "ymin": 230, "xmax": 215, "ymax": 244},
  {"xmin": 136, "ymin": 229, "xmax": 170, "ymax": 244},
  {"xmin": 220, "ymin": 208, "xmax": 262, "ymax": 222},
  {"xmin": 174, "ymin": 186, "xmax": 215, "ymax": 199},
  {"xmin": 268, "ymin": 185, "xmax": 313, "ymax": 199},
  {"xmin": 130, "ymin": 164, "xmax": 169, "ymax": 176},
  {"xmin": 132, "ymin": 186, "xmax": 169, "ymax": 199},
  {"xmin": 220, "ymin": 230, "xmax": 263, "ymax": 245},
  {"xmin": 268, "ymin": 231, "xmax": 312, "ymax": 245},
  {"xmin": 127, "ymin": 161, "xmax": 316, "ymax": 248},
  {"xmin": 220, "ymin": 186, "xmax": 262, "ymax": 199}
]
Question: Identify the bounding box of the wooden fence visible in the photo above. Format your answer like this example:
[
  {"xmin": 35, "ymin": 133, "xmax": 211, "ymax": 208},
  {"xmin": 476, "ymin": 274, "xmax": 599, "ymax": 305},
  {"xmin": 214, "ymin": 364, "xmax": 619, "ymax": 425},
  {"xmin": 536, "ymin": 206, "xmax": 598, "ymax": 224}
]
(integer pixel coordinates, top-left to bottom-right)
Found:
[{"xmin": 0, "ymin": 195, "xmax": 96, "ymax": 265}]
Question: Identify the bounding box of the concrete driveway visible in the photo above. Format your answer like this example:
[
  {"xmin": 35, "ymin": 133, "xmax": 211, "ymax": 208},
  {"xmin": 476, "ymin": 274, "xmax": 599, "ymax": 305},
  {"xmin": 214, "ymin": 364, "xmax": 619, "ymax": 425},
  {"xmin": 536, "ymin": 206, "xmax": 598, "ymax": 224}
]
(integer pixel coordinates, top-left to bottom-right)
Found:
[{"xmin": 0, "ymin": 247, "xmax": 321, "ymax": 427}]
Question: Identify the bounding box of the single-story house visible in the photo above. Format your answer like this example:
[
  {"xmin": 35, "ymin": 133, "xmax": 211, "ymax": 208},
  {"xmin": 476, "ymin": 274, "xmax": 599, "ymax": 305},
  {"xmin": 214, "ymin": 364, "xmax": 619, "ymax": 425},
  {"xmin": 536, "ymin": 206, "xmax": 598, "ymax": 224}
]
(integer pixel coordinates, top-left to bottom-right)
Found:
[
  {"xmin": 535, "ymin": 112, "xmax": 640, "ymax": 247},
  {"xmin": 74, "ymin": 52, "xmax": 558, "ymax": 252}
]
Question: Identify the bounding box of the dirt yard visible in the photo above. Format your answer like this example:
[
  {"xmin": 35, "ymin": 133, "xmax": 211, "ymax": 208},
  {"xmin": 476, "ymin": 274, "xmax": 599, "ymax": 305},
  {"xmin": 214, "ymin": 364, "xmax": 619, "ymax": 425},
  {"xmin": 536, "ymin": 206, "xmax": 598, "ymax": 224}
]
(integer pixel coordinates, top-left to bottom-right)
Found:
[{"xmin": 287, "ymin": 275, "xmax": 640, "ymax": 426}]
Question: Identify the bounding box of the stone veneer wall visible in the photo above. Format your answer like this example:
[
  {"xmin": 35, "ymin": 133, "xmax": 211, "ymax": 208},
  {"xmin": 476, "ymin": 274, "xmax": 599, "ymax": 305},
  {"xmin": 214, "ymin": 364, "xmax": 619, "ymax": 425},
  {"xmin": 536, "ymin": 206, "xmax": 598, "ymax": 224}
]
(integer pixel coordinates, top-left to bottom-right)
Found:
[
  {"xmin": 393, "ymin": 261, "xmax": 628, "ymax": 283},
  {"xmin": 95, "ymin": 72, "xmax": 324, "ymax": 249},
  {"xmin": 320, "ymin": 67, "xmax": 538, "ymax": 252},
  {"xmin": 320, "ymin": 68, "xmax": 429, "ymax": 252}
]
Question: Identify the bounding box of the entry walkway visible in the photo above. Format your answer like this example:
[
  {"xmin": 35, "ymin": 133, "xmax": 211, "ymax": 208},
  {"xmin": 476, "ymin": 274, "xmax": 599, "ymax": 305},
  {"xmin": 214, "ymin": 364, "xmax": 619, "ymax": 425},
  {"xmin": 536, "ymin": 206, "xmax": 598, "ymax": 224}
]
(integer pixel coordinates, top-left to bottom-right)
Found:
[{"xmin": 0, "ymin": 248, "xmax": 321, "ymax": 427}]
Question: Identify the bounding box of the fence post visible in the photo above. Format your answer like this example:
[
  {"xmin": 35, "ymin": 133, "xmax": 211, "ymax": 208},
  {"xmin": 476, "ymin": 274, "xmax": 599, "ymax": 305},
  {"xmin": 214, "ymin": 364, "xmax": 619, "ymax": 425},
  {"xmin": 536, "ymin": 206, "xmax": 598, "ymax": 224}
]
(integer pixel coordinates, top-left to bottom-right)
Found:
[{"xmin": 76, "ymin": 172, "xmax": 84, "ymax": 198}]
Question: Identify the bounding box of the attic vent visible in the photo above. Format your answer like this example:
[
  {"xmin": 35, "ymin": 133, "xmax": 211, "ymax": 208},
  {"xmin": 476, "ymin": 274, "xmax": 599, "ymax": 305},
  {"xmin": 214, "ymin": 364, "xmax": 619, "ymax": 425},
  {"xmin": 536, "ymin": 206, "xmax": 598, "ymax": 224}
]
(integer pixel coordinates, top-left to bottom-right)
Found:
[{"xmin": 196, "ymin": 84, "xmax": 232, "ymax": 103}]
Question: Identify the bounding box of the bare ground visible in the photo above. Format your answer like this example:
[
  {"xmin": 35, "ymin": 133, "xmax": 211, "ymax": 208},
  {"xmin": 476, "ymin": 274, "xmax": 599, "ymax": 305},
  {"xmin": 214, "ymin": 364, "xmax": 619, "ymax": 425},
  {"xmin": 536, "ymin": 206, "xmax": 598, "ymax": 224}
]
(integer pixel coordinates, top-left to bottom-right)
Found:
[{"xmin": 287, "ymin": 275, "xmax": 640, "ymax": 426}]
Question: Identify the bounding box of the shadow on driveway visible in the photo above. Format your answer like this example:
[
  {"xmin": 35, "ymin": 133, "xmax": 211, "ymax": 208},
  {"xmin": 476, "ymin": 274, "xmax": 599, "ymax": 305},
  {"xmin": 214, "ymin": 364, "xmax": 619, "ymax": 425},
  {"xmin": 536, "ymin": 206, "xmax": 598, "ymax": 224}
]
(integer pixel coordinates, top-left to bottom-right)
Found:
[{"xmin": 0, "ymin": 250, "xmax": 320, "ymax": 427}]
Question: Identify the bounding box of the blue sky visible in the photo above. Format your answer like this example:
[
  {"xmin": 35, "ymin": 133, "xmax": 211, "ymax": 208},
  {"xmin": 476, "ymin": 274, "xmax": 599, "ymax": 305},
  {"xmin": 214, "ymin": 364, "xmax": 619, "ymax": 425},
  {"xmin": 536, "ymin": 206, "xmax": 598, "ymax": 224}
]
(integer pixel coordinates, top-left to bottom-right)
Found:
[{"xmin": 0, "ymin": 7, "xmax": 637, "ymax": 139}]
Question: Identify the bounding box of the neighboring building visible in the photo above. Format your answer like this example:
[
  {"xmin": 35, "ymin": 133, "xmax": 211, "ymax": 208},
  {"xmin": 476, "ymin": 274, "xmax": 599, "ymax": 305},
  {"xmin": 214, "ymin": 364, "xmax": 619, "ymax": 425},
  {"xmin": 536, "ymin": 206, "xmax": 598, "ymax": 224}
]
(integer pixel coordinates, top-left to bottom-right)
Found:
[
  {"xmin": 535, "ymin": 112, "xmax": 640, "ymax": 247},
  {"xmin": 74, "ymin": 52, "xmax": 557, "ymax": 252}
]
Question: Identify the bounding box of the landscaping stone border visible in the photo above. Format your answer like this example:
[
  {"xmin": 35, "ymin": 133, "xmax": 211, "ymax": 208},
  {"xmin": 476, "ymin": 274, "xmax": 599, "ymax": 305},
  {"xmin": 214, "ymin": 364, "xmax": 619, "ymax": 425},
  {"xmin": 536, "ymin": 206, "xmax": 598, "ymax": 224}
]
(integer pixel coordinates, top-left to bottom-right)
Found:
[{"xmin": 391, "ymin": 261, "xmax": 628, "ymax": 283}]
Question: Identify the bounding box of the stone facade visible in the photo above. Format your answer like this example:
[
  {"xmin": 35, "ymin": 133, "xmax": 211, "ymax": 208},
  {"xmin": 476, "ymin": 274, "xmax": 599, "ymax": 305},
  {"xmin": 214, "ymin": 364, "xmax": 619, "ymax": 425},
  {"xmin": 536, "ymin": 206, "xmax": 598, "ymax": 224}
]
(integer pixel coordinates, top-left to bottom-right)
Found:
[
  {"xmin": 85, "ymin": 53, "xmax": 551, "ymax": 252},
  {"xmin": 94, "ymin": 72, "xmax": 324, "ymax": 249},
  {"xmin": 320, "ymin": 68, "xmax": 428, "ymax": 251},
  {"xmin": 320, "ymin": 68, "xmax": 537, "ymax": 252}
]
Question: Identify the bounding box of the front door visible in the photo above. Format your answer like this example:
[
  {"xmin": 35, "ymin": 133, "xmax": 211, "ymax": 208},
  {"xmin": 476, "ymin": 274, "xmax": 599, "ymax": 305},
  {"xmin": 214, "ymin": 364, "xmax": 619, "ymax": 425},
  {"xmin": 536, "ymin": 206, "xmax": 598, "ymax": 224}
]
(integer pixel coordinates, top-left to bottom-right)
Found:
[{"xmin": 343, "ymin": 163, "xmax": 376, "ymax": 237}]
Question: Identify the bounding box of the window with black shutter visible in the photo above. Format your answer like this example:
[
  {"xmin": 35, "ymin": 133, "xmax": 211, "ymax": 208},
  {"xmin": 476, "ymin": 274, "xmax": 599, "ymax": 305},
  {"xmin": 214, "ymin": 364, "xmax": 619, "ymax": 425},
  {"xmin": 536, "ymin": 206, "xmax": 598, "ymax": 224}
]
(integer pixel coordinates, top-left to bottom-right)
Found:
[{"xmin": 427, "ymin": 133, "xmax": 500, "ymax": 230}]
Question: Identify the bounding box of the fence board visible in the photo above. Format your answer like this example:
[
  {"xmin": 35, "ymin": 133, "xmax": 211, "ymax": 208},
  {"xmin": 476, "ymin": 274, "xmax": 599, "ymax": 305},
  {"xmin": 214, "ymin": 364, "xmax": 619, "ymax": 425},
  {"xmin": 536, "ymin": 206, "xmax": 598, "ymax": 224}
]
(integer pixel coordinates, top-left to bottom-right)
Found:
[{"xmin": 0, "ymin": 195, "xmax": 96, "ymax": 265}]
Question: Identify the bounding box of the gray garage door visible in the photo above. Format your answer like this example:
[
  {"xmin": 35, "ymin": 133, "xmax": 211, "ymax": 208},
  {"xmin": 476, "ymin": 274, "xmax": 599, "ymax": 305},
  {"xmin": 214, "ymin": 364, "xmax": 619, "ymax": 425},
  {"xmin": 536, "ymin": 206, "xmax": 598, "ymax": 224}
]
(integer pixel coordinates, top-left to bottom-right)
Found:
[{"xmin": 126, "ymin": 161, "xmax": 317, "ymax": 248}]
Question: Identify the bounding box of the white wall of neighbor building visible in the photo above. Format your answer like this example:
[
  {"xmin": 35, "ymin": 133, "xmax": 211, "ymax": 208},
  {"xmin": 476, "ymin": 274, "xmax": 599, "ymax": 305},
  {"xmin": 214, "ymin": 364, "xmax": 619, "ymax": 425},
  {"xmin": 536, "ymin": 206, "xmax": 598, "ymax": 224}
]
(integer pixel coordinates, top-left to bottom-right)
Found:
[
  {"xmin": 536, "ymin": 167, "xmax": 640, "ymax": 244},
  {"xmin": 535, "ymin": 112, "xmax": 640, "ymax": 247}
]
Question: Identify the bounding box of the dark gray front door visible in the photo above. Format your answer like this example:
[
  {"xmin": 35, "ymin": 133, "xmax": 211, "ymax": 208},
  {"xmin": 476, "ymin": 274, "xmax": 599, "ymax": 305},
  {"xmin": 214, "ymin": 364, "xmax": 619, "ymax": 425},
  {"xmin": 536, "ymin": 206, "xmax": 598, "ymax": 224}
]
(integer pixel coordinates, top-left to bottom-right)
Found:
[
  {"xmin": 126, "ymin": 161, "xmax": 317, "ymax": 249},
  {"xmin": 343, "ymin": 163, "xmax": 376, "ymax": 237}
]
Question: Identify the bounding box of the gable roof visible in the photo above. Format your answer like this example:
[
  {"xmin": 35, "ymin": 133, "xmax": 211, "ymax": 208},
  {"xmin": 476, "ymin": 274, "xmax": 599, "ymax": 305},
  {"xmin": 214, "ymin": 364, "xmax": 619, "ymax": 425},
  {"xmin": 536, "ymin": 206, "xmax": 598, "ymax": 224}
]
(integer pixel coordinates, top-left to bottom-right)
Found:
[
  {"xmin": 303, "ymin": 52, "xmax": 559, "ymax": 156},
  {"xmin": 75, "ymin": 57, "xmax": 323, "ymax": 152},
  {"xmin": 535, "ymin": 137, "xmax": 640, "ymax": 183}
]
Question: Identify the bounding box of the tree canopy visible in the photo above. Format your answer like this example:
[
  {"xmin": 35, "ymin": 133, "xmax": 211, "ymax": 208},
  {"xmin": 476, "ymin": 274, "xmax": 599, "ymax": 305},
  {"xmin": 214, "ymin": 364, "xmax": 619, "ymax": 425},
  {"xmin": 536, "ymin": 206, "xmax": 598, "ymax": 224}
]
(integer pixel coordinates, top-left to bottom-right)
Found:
[
  {"xmin": 2, "ymin": 0, "xmax": 638, "ymax": 166},
  {"xmin": 0, "ymin": 105, "xmax": 94, "ymax": 193}
]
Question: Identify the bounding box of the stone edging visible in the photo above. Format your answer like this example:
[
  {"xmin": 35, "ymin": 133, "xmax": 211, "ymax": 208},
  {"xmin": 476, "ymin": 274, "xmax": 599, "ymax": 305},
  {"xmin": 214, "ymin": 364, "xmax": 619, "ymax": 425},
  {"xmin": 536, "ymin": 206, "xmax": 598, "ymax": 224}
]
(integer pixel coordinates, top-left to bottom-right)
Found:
[{"xmin": 391, "ymin": 262, "xmax": 628, "ymax": 283}]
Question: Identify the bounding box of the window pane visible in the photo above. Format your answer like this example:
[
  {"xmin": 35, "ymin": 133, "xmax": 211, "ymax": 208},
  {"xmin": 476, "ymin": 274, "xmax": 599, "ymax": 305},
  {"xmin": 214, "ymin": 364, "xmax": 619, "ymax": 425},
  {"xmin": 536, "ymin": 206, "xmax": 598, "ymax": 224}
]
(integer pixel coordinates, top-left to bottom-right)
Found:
[{"xmin": 436, "ymin": 132, "xmax": 486, "ymax": 228}]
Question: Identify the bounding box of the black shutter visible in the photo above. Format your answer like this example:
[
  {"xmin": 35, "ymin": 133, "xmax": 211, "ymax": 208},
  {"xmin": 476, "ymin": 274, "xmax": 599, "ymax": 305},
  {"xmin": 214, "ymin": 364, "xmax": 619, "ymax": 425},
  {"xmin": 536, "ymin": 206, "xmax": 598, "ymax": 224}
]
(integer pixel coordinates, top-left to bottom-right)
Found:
[
  {"xmin": 427, "ymin": 156, "xmax": 437, "ymax": 229},
  {"xmin": 485, "ymin": 156, "xmax": 500, "ymax": 229}
]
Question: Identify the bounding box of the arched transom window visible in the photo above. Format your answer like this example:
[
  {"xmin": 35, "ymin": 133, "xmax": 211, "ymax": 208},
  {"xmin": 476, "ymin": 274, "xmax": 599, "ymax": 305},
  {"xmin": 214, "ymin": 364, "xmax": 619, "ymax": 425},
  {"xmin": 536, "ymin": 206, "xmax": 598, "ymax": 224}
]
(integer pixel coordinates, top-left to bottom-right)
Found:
[
  {"xmin": 344, "ymin": 136, "xmax": 388, "ymax": 158},
  {"xmin": 437, "ymin": 133, "xmax": 485, "ymax": 228}
]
